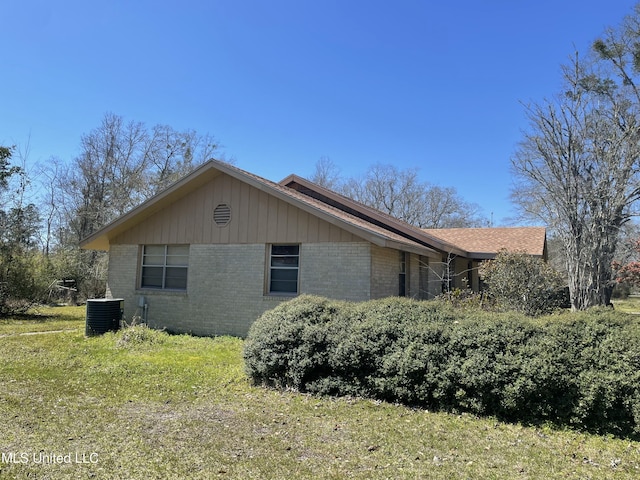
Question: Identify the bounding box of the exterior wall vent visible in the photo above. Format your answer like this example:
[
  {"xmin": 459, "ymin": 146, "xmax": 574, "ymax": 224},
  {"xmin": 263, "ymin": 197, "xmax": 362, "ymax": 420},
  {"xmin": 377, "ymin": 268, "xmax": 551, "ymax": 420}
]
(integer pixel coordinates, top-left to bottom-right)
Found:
[{"xmin": 214, "ymin": 204, "xmax": 231, "ymax": 226}]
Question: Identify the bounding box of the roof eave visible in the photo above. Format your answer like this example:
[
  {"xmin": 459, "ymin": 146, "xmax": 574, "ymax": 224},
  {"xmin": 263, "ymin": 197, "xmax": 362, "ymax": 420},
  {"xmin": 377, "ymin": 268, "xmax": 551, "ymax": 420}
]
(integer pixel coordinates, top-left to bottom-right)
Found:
[
  {"xmin": 280, "ymin": 175, "xmax": 467, "ymax": 257},
  {"xmin": 466, "ymin": 251, "xmax": 546, "ymax": 260},
  {"xmin": 80, "ymin": 160, "xmax": 440, "ymax": 257},
  {"xmin": 80, "ymin": 160, "xmax": 224, "ymax": 251}
]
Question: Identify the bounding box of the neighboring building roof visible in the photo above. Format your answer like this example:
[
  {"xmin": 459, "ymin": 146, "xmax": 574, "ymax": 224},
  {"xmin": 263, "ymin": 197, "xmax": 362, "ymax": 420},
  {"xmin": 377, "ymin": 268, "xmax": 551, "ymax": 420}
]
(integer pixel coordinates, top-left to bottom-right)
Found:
[
  {"xmin": 80, "ymin": 159, "xmax": 547, "ymax": 261},
  {"xmin": 426, "ymin": 227, "xmax": 548, "ymax": 259}
]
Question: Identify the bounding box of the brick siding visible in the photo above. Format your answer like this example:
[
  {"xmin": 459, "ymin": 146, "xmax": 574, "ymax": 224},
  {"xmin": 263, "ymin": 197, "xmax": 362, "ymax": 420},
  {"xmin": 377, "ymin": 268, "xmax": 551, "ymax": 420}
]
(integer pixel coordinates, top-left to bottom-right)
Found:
[
  {"xmin": 370, "ymin": 245, "xmax": 400, "ymax": 298},
  {"xmin": 300, "ymin": 242, "xmax": 371, "ymax": 301},
  {"xmin": 106, "ymin": 242, "xmax": 375, "ymax": 337}
]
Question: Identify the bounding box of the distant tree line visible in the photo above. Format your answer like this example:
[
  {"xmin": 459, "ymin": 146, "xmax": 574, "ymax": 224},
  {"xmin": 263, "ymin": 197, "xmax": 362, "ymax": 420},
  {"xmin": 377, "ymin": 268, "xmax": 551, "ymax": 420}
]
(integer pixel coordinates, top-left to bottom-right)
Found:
[
  {"xmin": 0, "ymin": 113, "xmax": 220, "ymax": 315},
  {"xmin": 310, "ymin": 157, "xmax": 486, "ymax": 228}
]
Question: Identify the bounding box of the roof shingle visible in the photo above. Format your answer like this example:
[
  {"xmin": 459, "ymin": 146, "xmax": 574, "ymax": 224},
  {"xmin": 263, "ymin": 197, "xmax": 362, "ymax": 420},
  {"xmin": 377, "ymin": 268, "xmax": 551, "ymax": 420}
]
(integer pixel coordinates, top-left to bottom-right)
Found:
[{"xmin": 425, "ymin": 227, "xmax": 547, "ymax": 258}]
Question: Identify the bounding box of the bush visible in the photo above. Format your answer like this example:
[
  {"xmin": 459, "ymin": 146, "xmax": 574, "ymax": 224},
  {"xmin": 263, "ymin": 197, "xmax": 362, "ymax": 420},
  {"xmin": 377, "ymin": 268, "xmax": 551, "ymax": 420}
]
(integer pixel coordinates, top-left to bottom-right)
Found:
[
  {"xmin": 433, "ymin": 288, "xmax": 493, "ymax": 311},
  {"xmin": 243, "ymin": 295, "xmax": 351, "ymax": 391},
  {"xmin": 244, "ymin": 296, "xmax": 640, "ymax": 438},
  {"xmin": 0, "ymin": 250, "xmax": 52, "ymax": 316},
  {"xmin": 479, "ymin": 250, "xmax": 566, "ymax": 316}
]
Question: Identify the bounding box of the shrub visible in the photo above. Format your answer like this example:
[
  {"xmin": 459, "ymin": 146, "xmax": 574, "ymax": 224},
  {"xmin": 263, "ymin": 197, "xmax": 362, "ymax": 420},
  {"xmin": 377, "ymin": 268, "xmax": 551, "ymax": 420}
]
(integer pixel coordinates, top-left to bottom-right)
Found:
[
  {"xmin": 244, "ymin": 296, "xmax": 640, "ymax": 438},
  {"xmin": 243, "ymin": 295, "xmax": 350, "ymax": 391},
  {"xmin": 332, "ymin": 298, "xmax": 456, "ymax": 400},
  {"xmin": 433, "ymin": 288, "xmax": 493, "ymax": 311},
  {"xmin": 479, "ymin": 250, "xmax": 566, "ymax": 316},
  {"xmin": 0, "ymin": 249, "xmax": 52, "ymax": 316}
]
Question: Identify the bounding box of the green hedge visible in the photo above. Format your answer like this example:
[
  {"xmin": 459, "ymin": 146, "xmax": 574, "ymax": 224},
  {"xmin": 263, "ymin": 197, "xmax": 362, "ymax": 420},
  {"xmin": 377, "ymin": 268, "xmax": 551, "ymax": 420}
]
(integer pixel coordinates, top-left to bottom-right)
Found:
[{"xmin": 243, "ymin": 296, "xmax": 640, "ymax": 438}]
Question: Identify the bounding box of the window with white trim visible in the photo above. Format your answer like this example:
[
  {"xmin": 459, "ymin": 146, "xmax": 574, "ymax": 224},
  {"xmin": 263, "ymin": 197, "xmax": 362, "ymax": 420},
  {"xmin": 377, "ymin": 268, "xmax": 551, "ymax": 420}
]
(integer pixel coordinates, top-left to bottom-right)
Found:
[
  {"xmin": 268, "ymin": 245, "xmax": 299, "ymax": 294},
  {"xmin": 141, "ymin": 245, "xmax": 189, "ymax": 290}
]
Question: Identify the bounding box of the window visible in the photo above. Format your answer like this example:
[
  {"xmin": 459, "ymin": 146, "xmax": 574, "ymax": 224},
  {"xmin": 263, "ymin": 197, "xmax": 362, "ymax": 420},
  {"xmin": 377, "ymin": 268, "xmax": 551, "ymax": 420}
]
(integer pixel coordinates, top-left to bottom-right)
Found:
[
  {"xmin": 269, "ymin": 245, "xmax": 299, "ymax": 294},
  {"xmin": 141, "ymin": 245, "xmax": 189, "ymax": 290},
  {"xmin": 399, "ymin": 251, "xmax": 407, "ymax": 297}
]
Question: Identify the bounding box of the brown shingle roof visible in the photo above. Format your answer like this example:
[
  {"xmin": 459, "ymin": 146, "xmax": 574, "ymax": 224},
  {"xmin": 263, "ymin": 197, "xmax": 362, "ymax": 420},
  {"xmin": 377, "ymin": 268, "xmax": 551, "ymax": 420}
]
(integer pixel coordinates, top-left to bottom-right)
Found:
[
  {"xmin": 280, "ymin": 175, "xmax": 547, "ymax": 259},
  {"xmin": 81, "ymin": 159, "xmax": 547, "ymax": 261},
  {"xmin": 225, "ymin": 163, "xmax": 436, "ymax": 254},
  {"xmin": 426, "ymin": 227, "xmax": 547, "ymax": 258},
  {"xmin": 280, "ymin": 174, "xmax": 466, "ymax": 256}
]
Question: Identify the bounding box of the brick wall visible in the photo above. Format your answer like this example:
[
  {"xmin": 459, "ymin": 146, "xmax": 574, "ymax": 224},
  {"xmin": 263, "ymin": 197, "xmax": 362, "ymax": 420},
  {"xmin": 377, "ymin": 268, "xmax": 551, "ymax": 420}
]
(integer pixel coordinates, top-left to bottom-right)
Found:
[
  {"xmin": 106, "ymin": 242, "xmax": 375, "ymax": 337},
  {"xmin": 187, "ymin": 244, "xmax": 269, "ymax": 336},
  {"xmin": 370, "ymin": 245, "xmax": 400, "ymax": 298},
  {"xmin": 106, "ymin": 244, "xmax": 143, "ymax": 325},
  {"xmin": 300, "ymin": 242, "xmax": 371, "ymax": 301}
]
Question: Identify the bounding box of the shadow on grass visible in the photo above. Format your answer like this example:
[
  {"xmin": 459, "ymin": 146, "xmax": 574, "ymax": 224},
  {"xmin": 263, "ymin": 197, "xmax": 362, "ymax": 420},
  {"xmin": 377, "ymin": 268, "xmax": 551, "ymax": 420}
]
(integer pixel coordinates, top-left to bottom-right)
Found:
[{"xmin": 1, "ymin": 304, "xmax": 85, "ymax": 322}]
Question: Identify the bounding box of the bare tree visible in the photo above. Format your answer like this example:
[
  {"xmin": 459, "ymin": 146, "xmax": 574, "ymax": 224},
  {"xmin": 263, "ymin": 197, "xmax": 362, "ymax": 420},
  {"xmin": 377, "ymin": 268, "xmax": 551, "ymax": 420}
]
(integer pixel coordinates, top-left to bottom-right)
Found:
[
  {"xmin": 63, "ymin": 113, "xmax": 221, "ymax": 242},
  {"xmin": 423, "ymin": 185, "xmax": 484, "ymax": 228},
  {"xmin": 512, "ymin": 48, "xmax": 640, "ymax": 309},
  {"xmin": 37, "ymin": 157, "xmax": 65, "ymax": 257},
  {"xmin": 52, "ymin": 112, "xmax": 221, "ymax": 299},
  {"xmin": 144, "ymin": 125, "xmax": 220, "ymax": 195},
  {"xmin": 64, "ymin": 113, "xmax": 149, "ymax": 241},
  {"xmin": 310, "ymin": 156, "xmax": 341, "ymax": 190},
  {"xmin": 339, "ymin": 163, "xmax": 483, "ymax": 228}
]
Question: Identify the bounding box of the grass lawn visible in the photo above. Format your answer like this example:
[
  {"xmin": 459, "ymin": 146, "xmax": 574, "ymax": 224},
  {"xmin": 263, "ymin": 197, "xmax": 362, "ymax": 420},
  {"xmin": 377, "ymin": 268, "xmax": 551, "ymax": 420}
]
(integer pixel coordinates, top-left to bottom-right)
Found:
[
  {"xmin": 1, "ymin": 306, "xmax": 639, "ymax": 479},
  {"xmin": 0, "ymin": 305, "xmax": 85, "ymax": 336},
  {"xmin": 613, "ymin": 296, "xmax": 640, "ymax": 314}
]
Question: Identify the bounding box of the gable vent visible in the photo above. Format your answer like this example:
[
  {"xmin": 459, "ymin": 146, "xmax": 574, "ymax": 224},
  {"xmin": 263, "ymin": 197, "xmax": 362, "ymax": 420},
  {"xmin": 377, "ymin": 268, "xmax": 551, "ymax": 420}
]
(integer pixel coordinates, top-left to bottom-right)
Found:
[{"xmin": 214, "ymin": 204, "xmax": 231, "ymax": 226}]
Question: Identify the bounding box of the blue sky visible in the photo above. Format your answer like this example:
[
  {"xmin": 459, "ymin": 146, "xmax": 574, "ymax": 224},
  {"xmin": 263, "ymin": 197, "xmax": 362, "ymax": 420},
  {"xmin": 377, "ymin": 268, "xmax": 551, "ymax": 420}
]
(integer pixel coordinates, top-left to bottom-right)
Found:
[{"xmin": 2, "ymin": 0, "xmax": 638, "ymax": 225}]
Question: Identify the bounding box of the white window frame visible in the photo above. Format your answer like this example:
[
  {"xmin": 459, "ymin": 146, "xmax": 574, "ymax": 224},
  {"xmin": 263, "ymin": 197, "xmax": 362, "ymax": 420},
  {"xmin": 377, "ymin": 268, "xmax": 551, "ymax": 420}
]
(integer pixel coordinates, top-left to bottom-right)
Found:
[
  {"xmin": 140, "ymin": 245, "xmax": 189, "ymax": 291},
  {"xmin": 268, "ymin": 244, "xmax": 300, "ymax": 295}
]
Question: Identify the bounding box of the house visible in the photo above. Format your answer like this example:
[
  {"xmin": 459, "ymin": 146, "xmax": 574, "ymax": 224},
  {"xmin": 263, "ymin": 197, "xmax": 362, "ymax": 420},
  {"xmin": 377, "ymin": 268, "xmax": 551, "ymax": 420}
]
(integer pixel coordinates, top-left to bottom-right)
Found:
[{"xmin": 80, "ymin": 160, "xmax": 547, "ymax": 337}]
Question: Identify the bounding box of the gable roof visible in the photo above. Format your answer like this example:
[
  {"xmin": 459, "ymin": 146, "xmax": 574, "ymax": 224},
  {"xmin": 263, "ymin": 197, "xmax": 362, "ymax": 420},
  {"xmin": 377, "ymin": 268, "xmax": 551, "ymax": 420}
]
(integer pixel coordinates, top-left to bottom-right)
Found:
[
  {"xmin": 426, "ymin": 227, "xmax": 547, "ymax": 259},
  {"xmin": 80, "ymin": 160, "xmax": 438, "ymax": 256},
  {"xmin": 279, "ymin": 175, "xmax": 549, "ymax": 260},
  {"xmin": 280, "ymin": 174, "xmax": 467, "ymax": 256},
  {"xmin": 80, "ymin": 159, "xmax": 547, "ymax": 261}
]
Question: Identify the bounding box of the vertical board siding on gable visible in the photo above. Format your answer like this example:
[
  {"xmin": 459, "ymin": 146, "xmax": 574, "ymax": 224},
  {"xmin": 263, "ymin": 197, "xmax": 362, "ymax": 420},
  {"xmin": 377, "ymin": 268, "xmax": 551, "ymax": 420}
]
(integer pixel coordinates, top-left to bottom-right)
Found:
[
  {"xmin": 266, "ymin": 194, "xmax": 280, "ymax": 241},
  {"xmin": 110, "ymin": 173, "xmax": 359, "ymax": 246},
  {"xmin": 256, "ymin": 189, "xmax": 269, "ymax": 241},
  {"xmin": 306, "ymin": 214, "xmax": 319, "ymax": 244},
  {"xmin": 201, "ymin": 181, "xmax": 215, "ymax": 243},
  {"xmin": 245, "ymin": 183, "xmax": 259, "ymax": 243},
  {"xmin": 217, "ymin": 178, "xmax": 232, "ymax": 244},
  {"xmin": 190, "ymin": 179, "xmax": 204, "ymax": 243},
  {"xmin": 296, "ymin": 207, "xmax": 308, "ymax": 243}
]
